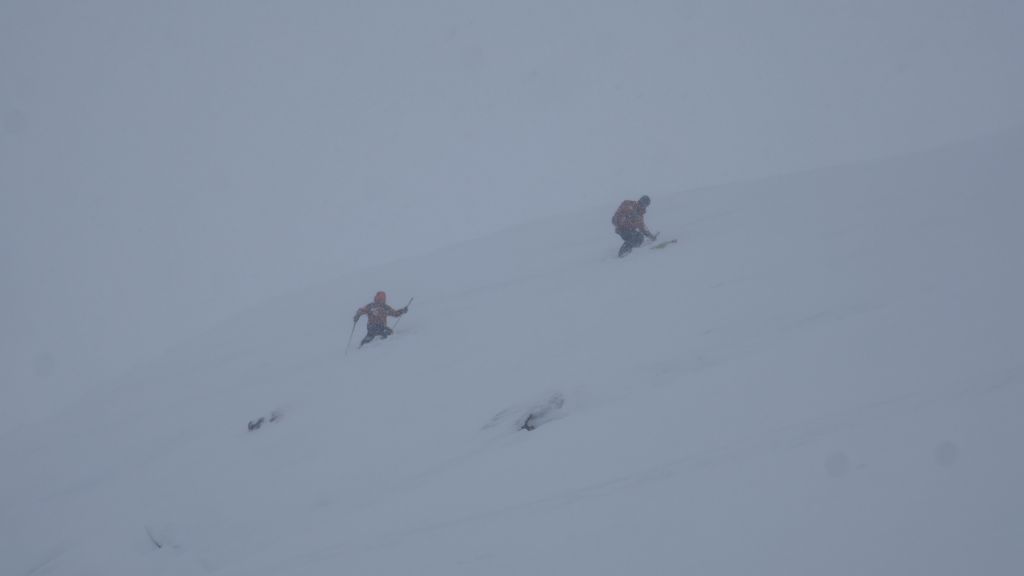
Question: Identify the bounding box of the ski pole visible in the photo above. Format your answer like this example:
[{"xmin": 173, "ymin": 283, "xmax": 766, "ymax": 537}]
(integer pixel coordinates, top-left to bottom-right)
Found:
[
  {"xmin": 345, "ymin": 318, "xmax": 357, "ymax": 355},
  {"xmin": 392, "ymin": 297, "xmax": 413, "ymax": 331}
]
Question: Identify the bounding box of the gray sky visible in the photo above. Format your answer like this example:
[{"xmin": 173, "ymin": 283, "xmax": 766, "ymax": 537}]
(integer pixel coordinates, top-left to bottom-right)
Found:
[{"xmin": 2, "ymin": 0, "xmax": 1023, "ymax": 420}]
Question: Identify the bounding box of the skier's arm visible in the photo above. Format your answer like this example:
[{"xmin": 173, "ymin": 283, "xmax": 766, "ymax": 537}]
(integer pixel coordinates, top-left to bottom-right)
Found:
[
  {"xmin": 353, "ymin": 306, "xmax": 367, "ymax": 323},
  {"xmin": 640, "ymin": 217, "xmax": 656, "ymax": 239},
  {"xmin": 386, "ymin": 305, "xmax": 404, "ymax": 317}
]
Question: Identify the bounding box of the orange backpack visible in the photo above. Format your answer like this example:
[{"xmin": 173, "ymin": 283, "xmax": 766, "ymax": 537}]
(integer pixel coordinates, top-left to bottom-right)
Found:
[{"xmin": 612, "ymin": 200, "xmax": 635, "ymax": 229}]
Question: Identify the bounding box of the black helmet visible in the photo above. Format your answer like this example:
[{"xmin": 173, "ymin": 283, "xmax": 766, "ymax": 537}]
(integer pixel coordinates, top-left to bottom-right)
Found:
[{"xmin": 639, "ymin": 195, "xmax": 651, "ymax": 207}]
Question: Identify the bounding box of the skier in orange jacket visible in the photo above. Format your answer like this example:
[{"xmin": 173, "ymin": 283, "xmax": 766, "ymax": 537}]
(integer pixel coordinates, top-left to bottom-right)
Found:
[
  {"xmin": 354, "ymin": 291, "xmax": 408, "ymax": 346},
  {"xmin": 612, "ymin": 195, "xmax": 656, "ymax": 257}
]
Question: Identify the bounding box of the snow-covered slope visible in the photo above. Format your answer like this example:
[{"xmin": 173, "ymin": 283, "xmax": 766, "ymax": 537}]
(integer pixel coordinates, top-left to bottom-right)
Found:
[{"xmin": 4, "ymin": 129, "xmax": 1023, "ymax": 575}]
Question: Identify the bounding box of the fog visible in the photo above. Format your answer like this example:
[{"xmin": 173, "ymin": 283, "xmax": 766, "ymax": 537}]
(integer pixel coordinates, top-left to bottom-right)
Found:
[{"xmin": 3, "ymin": 0, "xmax": 1022, "ymax": 423}]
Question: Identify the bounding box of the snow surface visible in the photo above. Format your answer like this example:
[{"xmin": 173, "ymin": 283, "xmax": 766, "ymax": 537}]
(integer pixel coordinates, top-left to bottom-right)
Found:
[
  {"xmin": 3, "ymin": 128, "xmax": 1023, "ymax": 575},
  {"xmin": 5, "ymin": 0, "xmax": 1024, "ymax": 429}
]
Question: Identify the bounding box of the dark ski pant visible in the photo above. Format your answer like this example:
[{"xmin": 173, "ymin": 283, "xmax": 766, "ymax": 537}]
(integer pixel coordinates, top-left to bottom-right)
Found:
[
  {"xmin": 617, "ymin": 229, "xmax": 646, "ymax": 257},
  {"xmin": 361, "ymin": 325, "xmax": 393, "ymax": 346}
]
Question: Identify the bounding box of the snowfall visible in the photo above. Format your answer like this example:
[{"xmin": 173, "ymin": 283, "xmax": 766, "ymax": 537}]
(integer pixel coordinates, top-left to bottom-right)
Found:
[
  {"xmin": 2, "ymin": 127, "xmax": 1021, "ymax": 575},
  {"xmin": 3, "ymin": 3, "xmax": 1024, "ymax": 576}
]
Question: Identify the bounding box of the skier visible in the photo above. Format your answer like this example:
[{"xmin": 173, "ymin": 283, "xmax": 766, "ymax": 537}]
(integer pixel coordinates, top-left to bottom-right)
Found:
[
  {"xmin": 353, "ymin": 291, "xmax": 408, "ymax": 346},
  {"xmin": 612, "ymin": 195, "xmax": 656, "ymax": 257}
]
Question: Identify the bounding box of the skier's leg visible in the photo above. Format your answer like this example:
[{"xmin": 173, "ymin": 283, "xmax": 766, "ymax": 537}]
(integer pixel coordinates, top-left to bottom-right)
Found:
[
  {"xmin": 618, "ymin": 230, "xmax": 643, "ymax": 257},
  {"xmin": 629, "ymin": 230, "xmax": 646, "ymax": 249},
  {"xmin": 360, "ymin": 332, "xmax": 374, "ymax": 346},
  {"xmin": 617, "ymin": 230, "xmax": 634, "ymax": 257},
  {"xmin": 380, "ymin": 327, "xmax": 394, "ymax": 339}
]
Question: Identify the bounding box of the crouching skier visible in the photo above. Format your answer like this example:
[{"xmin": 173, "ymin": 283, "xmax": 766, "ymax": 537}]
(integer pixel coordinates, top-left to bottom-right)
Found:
[
  {"xmin": 612, "ymin": 195, "xmax": 656, "ymax": 257},
  {"xmin": 354, "ymin": 291, "xmax": 409, "ymax": 347}
]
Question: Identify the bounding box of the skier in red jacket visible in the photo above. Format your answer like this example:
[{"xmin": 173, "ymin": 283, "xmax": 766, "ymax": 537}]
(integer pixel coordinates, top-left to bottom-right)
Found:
[
  {"xmin": 612, "ymin": 195, "xmax": 656, "ymax": 257},
  {"xmin": 354, "ymin": 291, "xmax": 408, "ymax": 346}
]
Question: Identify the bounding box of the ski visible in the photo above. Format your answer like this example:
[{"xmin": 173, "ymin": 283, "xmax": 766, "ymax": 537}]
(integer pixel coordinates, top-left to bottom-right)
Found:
[{"xmin": 650, "ymin": 238, "xmax": 678, "ymax": 250}]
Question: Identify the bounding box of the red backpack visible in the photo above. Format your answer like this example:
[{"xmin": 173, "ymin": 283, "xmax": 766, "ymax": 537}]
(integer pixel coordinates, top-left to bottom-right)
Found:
[{"xmin": 612, "ymin": 200, "xmax": 636, "ymax": 229}]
